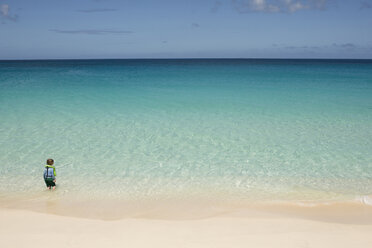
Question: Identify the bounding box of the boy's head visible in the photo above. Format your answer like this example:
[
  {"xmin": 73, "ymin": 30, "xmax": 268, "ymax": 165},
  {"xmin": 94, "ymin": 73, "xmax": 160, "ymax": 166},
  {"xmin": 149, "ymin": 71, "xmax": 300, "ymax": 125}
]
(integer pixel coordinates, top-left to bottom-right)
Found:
[{"xmin": 46, "ymin": 158, "xmax": 54, "ymax": 165}]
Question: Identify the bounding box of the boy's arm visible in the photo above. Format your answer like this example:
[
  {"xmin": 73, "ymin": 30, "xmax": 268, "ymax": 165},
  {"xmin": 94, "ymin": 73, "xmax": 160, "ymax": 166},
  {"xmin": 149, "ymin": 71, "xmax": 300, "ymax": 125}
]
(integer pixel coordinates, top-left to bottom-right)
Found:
[{"xmin": 52, "ymin": 168, "xmax": 56, "ymax": 182}]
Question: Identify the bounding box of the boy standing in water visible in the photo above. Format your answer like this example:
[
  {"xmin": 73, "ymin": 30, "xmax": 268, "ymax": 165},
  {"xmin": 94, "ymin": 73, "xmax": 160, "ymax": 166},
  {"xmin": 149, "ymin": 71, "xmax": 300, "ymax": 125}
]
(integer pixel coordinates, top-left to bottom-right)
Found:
[{"xmin": 43, "ymin": 159, "xmax": 56, "ymax": 190}]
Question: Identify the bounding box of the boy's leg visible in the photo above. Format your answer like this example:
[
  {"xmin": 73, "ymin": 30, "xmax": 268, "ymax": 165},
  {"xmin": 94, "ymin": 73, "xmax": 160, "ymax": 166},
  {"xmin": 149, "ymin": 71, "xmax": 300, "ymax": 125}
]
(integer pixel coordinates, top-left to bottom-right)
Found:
[
  {"xmin": 45, "ymin": 179, "xmax": 53, "ymax": 190},
  {"xmin": 51, "ymin": 180, "xmax": 56, "ymax": 190}
]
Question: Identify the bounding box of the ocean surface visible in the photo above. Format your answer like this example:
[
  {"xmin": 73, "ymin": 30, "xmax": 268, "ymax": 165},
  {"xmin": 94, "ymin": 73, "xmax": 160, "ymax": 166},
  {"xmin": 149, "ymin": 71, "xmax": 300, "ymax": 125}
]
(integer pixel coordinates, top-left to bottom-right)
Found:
[{"xmin": 1, "ymin": 59, "xmax": 372, "ymax": 207}]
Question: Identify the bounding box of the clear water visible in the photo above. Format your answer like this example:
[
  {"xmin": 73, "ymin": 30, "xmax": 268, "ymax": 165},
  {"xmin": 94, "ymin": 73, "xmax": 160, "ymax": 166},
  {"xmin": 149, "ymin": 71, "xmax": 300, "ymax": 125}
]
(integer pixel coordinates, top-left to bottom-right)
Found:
[{"xmin": 1, "ymin": 59, "xmax": 372, "ymax": 203}]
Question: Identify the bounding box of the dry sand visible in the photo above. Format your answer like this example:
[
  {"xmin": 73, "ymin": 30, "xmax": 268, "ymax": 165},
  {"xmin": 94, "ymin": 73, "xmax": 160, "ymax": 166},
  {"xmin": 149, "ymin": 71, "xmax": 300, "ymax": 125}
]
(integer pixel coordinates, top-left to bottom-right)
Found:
[{"xmin": 1, "ymin": 206, "xmax": 372, "ymax": 248}]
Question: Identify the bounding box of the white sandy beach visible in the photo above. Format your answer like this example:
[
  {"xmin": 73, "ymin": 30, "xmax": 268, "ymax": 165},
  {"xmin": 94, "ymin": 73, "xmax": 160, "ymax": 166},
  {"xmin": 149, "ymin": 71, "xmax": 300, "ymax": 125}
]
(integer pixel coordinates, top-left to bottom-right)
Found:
[{"xmin": 1, "ymin": 206, "xmax": 372, "ymax": 248}]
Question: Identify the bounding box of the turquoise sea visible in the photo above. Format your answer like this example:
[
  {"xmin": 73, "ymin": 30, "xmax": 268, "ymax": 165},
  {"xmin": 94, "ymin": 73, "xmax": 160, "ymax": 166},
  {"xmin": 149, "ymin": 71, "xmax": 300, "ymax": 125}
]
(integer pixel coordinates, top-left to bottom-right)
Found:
[{"xmin": 1, "ymin": 59, "xmax": 372, "ymax": 208}]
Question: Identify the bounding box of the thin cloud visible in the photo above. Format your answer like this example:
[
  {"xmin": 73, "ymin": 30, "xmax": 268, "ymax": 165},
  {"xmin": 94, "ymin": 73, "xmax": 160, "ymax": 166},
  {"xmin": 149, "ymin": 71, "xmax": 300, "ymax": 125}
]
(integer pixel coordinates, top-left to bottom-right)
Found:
[
  {"xmin": 77, "ymin": 8, "xmax": 118, "ymax": 13},
  {"xmin": 0, "ymin": 4, "xmax": 19, "ymax": 22},
  {"xmin": 275, "ymin": 43, "xmax": 361, "ymax": 50},
  {"xmin": 233, "ymin": 0, "xmax": 280, "ymax": 13},
  {"xmin": 49, "ymin": 29, "xmax": 133, "ymax": 35},
  {"xmin": 288, "ymin": 2, "xmax": 307, "ymax": 12},
  {"xmin": 283, "ymin": 45, "xmax": 321, "ymax": 50},
  {"xmin": 360, "ymin": 1, "xmax": 372, "ymax": 9},
  {"xmin": 332, "ymin": 43, "xmax": 356, "ymax": 48},
  {"xmin": 210, "ymin": 1, "xmax": 223, "ymax": 13},
  {"xmin": 232, "ymin": 0, "xmax": 327, "ymax": 13},
  {"xmin": 0, "ymin": 4, "xmax": 8, "ymax": 16},
  {"xmin": 308, "ymin": 0, "xmax": 327, "ymax": 10}
]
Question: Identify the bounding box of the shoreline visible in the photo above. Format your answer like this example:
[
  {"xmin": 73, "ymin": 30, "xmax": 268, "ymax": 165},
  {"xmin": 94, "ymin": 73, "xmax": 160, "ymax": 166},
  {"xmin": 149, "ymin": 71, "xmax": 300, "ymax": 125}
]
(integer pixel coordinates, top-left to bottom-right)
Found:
[{"xmin": 1, "ymin": 193, "xmax": 372, "ymax": 223}]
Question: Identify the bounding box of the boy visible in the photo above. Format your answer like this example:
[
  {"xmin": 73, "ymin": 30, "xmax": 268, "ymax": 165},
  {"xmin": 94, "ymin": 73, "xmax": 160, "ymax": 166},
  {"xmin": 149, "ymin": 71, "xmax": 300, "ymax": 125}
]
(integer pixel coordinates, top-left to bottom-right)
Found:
[{"xmin": 43, "ymin": 158, "xmax": 56, "ymax": 190}]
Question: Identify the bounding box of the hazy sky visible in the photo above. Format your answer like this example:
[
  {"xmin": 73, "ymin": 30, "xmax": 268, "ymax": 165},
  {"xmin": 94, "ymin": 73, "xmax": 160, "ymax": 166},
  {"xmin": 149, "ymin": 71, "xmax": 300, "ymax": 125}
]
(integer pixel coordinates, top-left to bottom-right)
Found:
[{"xmin": 1, "ymin": 0, "xmax": 372, "ymax": 59}]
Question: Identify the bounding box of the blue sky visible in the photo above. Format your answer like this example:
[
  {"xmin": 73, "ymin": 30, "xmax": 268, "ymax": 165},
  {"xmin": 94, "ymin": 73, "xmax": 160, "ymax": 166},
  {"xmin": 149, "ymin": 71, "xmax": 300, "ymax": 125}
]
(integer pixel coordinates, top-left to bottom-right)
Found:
[{"xmin": 1, "ymin": 0, "xmax": 372, "ymax": 59}]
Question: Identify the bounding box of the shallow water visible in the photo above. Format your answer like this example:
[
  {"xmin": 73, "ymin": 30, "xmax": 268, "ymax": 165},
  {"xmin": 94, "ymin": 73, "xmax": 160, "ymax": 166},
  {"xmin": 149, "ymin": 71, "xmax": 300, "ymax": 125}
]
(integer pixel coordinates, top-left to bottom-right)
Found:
[{"xmin": 0, "ymin": 59, "xmax": 372, "ymax": 205}]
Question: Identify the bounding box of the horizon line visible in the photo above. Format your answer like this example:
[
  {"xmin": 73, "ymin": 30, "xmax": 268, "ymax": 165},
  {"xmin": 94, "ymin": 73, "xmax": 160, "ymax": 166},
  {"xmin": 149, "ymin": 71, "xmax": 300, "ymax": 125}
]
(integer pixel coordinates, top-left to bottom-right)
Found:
[{"xmin": 1, "ymin": 57, "xmax": 372, "ymax": 61}]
